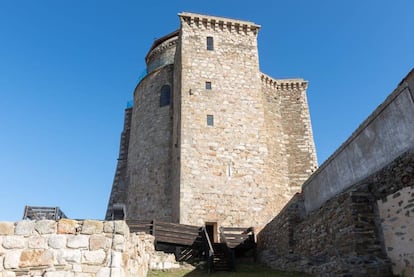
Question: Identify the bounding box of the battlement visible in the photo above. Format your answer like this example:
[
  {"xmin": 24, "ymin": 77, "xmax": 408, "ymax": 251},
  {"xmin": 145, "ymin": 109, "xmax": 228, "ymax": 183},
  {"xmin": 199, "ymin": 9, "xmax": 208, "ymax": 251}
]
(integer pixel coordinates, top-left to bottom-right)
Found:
[
  {"xmin": 178, "ymin": 12, "xmax": 260, "ymax": 35},
  {"xmin": 261, "ymin": 73, "xmax": 308, "ymax": 91}
]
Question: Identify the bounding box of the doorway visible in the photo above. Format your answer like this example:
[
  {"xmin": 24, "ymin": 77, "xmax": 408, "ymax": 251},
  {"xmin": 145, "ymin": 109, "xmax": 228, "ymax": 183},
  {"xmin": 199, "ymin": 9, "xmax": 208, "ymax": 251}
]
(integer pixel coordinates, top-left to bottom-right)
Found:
[{"xmin": 205, "ymin": 222, "xmax": 217, "ymax": 243}]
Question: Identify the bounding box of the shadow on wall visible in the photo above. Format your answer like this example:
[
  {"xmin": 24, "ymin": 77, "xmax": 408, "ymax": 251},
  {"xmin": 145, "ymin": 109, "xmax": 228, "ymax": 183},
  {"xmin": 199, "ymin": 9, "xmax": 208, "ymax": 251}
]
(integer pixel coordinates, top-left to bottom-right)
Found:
[{"xmin": 257, "ymin": 68, "xmax": 414, "ymax": 277}]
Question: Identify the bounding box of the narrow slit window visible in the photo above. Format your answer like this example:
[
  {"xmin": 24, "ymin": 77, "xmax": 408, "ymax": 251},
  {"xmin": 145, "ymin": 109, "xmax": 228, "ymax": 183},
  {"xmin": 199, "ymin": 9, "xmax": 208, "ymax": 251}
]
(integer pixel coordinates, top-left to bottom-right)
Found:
[
  {"xmin": 159, "ymin": 85, "xmax": 171, "ymax": 107},
  {"xmin": 205, "ymin": 81, "xmax": 212, "ymax": 90},
  {"xmin": 207, "ymin": 36, "xmax": 214, "ymax": 50},
  {"xmin": 207, "ymin": 115, "xmax": 214, "ymax": 126}
]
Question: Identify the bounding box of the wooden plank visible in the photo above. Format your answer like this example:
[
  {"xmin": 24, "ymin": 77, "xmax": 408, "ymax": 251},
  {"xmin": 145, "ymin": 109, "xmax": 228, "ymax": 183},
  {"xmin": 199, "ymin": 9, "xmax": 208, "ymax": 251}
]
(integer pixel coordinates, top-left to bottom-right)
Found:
[
  {"xmin": 155, "ymin": 235, "xmax": 196, "ymax": 246},
  {"xmin": 221, "ymin": 227, "xmax": 250, "ymax": 232},
  {"xmin": 154, "ymin": 226, "xmax": 200, "ymax": 236},
  {"xmin": 224, "ymin": 234, "xmax": 250, "ymax": 240},
  {"xmin": 155, "ymin": 222, "xmax": 200, "ymax": 232}
]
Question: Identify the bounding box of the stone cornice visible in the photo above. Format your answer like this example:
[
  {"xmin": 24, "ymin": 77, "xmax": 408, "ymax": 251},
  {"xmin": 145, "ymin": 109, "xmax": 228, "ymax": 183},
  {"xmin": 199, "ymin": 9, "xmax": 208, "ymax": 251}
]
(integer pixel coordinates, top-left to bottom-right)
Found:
[
  {"xmin": 145, "ymin": 36, "xmax": 178, "ymax": 64},
  {"xmin": 260, "ymin": 73, "xmax": 308, "ymax": 91},
  {"xmin": 178, "ymin": 12, "xmax": 260, "ymax": 35}
]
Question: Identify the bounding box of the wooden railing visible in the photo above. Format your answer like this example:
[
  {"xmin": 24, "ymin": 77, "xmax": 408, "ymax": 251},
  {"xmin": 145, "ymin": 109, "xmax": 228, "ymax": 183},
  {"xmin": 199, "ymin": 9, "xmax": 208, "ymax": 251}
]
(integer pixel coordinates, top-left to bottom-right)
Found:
[
  {"xmin": 219, "ymin": 226, "xmax": 255, "ymax": 248},
  {"xmin": 201, "ymin": 227, "xmax": 215, "ymax": 274},
  {"xmin": 126, "ymin": 220, "xmax": 202, "ymax": 246}
]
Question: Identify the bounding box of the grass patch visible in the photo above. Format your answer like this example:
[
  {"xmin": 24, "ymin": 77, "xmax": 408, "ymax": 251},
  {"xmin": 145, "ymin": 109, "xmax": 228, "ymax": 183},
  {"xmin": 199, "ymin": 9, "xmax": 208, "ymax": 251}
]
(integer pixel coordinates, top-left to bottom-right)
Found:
[{"xmin": 147, "ymin": 263, "xmax": 312, "ymax": 277}]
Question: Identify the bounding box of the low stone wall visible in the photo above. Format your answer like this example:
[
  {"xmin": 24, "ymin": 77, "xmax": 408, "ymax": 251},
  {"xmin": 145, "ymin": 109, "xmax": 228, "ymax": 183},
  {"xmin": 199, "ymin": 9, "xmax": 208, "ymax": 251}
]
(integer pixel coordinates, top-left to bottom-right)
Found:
[
  {"xmin": 0, "ymin": 219, "xmax": 178, "ymax": 277},
  {"xmin": 258, "ymin": 149, "xmax": 414, "ymax": 276}
]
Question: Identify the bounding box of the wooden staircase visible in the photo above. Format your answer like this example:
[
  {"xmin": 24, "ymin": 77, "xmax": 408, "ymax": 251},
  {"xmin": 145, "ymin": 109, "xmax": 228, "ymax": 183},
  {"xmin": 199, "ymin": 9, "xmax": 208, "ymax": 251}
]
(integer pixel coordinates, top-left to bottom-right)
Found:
[
  {"xmin": 212, "ymin": 243, "xmax": 234, "ymax": 271},
  {"xmin": 125, "ymin": 220, "xmax": 256, "ymax": 273}
]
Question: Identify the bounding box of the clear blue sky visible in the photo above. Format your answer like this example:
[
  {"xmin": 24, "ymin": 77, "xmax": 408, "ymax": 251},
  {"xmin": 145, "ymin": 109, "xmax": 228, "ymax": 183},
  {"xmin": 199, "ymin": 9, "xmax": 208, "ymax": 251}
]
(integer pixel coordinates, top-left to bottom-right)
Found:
[{"xmin": 0, "ymin": 1, "xmax": 413, "ymax": 221}]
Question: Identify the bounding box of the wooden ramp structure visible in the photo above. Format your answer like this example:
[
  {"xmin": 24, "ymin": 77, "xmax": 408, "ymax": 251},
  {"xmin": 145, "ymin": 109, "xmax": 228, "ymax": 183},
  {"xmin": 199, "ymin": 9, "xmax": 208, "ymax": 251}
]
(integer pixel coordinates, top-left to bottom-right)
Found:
[{"xmin": 126, "ymin": 220, "xmax": 256, "ymax": 273}]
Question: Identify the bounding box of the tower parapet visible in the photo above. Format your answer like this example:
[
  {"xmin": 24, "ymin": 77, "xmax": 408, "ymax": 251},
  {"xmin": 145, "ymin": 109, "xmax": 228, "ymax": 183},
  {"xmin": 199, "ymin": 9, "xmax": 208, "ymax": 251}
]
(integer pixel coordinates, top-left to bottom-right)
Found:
[
  {"xmin": 178, "ymin": 12, "xmax": 260, "ymax": 35},
  {"xmin": 145, "ymin": 30, "xmax": 178, "ymax": 74}
]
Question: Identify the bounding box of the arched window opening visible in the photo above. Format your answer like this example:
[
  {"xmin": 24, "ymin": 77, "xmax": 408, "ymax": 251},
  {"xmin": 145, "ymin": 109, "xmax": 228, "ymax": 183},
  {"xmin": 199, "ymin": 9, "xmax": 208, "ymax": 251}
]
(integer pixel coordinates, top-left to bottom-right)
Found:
[{"xmin": 160, "ymin": 85, "xmax": 171, "ymax": 107}]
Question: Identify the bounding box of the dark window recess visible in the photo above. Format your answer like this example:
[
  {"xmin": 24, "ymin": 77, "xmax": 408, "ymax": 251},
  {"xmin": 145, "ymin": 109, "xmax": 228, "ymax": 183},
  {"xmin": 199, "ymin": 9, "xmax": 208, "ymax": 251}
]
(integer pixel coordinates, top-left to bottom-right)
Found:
[
  {"xmin": 205, "ymin": 82, "xmax": 212, "ymax": 90},
  {"xmin": 160, "ymin": 85, "xmax": 171, "ymax": 107},
  {"xmin": 207, "ymin": 36, "xmax": 214, "ymax": 50},
  {"xmin": 207, "ymin": 115, "xmax": 214, "ymax": 126}
]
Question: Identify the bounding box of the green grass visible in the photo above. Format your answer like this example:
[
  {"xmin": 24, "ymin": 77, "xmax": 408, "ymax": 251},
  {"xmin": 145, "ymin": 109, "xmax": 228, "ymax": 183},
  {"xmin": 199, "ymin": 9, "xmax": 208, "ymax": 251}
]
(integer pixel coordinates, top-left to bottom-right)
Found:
[{"xmin": 147, "ymin": 263, "xmax": 312, "ymax": 277}]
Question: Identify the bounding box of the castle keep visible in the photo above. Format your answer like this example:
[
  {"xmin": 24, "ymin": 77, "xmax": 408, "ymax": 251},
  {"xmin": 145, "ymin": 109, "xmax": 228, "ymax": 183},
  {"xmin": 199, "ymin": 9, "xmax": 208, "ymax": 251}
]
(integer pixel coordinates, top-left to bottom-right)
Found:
[{"xmin": 106, "ymin": 12, "xmax": 317, "ymax": 231}]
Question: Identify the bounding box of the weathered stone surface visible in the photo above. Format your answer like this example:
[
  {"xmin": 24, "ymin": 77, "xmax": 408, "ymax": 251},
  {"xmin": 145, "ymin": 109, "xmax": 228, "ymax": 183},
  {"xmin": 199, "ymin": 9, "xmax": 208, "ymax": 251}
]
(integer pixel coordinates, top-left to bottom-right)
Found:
[
  {"xmin": 19, "ymin": 249, "xmax": 54, "ymax": 267},
  {"xmin": 1, "ymin": 271, "xmax": 16, "ymax": 277},
  {"xmin": 44, "ymin": 271, "xmax": 75, "ymax": 277},
  {"xmin": 89, "ymin": 234, "xmax": 108, "ymax": 251},
  {"xmin": 48, "ymin": 234, "xmax": 66, "ymax": 249},
  {"xmin": 28, "ymin": 236, "xmax": 47, "ymax": 249},
  {"xmin": 82, "ymin": 250, "xmax": 106, "ymax": 265},
  {"xmin": 73, "ymin": 273, "xmax": 93, "ymax": 277},
  {"xmin": 378, "ymin": 185, "xmax": 414, "ymax": 276},
  {"xmin": 112, "ymin": 234, "xmax": 125, "ymax": 251},
  {"xmin": 35, "ymin": 220, "xmax": 56, "ymax": 234},
  {"xmin": 81, "ymin": 220, "xmax": 103, "ymax": 235},
  {"xmin": 2, "ymin": 236, "xmax": 25, "ymax": 249},
  {"xmin": 56, "ymin": 249, "xmax": 82, "ymax": 264},
  {"xmin": 58, "ymin": 219, "xmax": 78, "ymax": 234},
  {"xmin": 3, "ymin": 250, "xmax": 21, "ymax": 269},
  {"xmin": 0, "ymin": 220, "xmax": 153, "ymax": 277},
  {"xmin": 67, "ymin": 235, "xmax": 89, "ymax": 249},
  {"xmin": 0, "ymin": 222, "xmax": 15, "ymax": 235},
  {"xmin": 96, "ymin": 267, "xmax": 124, "ymax": 277},
  {"xmin": 258, "ymin": 148, "xmax": 414, "ymax": 276},
  {"xmin": 15, "ymin": 221, "xmax": 35, "ymax": 236},
  {"xmin": 103, "ymin": 221, "xmax": 129, "ymax": 236}
]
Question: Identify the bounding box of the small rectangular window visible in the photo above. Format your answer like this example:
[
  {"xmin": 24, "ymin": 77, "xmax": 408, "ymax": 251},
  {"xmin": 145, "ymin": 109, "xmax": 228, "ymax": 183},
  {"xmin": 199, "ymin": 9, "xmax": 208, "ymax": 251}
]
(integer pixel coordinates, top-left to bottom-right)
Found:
[
  {"xmin": 207, "ymin": 115, "xmax": 214, "ymax": 126},
  {"xmin": 205, "ymin": 81, "xmax": 212, "ymax": 90},
  {"xmin": 207, "ymin": 36, "xmax": 214, "ymax": 50}
]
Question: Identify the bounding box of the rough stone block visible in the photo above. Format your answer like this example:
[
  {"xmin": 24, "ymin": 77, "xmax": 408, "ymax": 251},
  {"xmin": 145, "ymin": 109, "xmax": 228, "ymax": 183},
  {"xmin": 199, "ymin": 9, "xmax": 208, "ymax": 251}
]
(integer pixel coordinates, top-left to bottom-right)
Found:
[
  {"xmin": 103, "ymin": 221, "xmax": 129, "ymax": 236},
  {"xmin": 96, "ymin": 267, "xmax": 124, "ymax": 277},
  {"xmin": 81, "ymin": 220, "xmax": 103, "ymax": 235},
  {"xmin": 58, "ymin": 219, "xmax": 78, "ymax": 234},
  {"xmin": 1, "ymin": 271, "xmax": 16, "ymax": 277},
  {"xmin": 35, "ymin": 220, "xmax": 57, "ymax": 234},
  {"xmin": 110, "ymin": 251, "xmax": 123, "ymax": 268},
  {"xmin": 56, "ymin": 249, "xmax": 82, "ymax": 264},
  {"xmin": 0, "ymin": 222, "xmax": 15, "ymax": 235},
  {"xmin": 112, "ymin": 235, "xmax": 125, "ymax": 251},
  {"xmin": 15, "ymin": 221, "xmax": 35, "ymax": 236},
  {"xmin": 67, "ymin": 235, "xmax": 89, "ymax": 249},
  {"xmin": 44, "ymin": 271, "xmax": 75, "ymax": 277},
  {"xmin": 81, "ymin": 264, "xmax": 102, "ymax": 273},
  {"xmin": 48, "ymin": 234, "xmax": 67, "ymax": 249},
  {"xmin": 89, "ymin": 234, "xmax": 108, "ymax": 250},
  {"xmin": 19, "ymin": 249, "xmax": 54, "ymax": 268},
  {"xmin": 28, "ymin": 236, "xmax": 47, "ymax": 249},
  {"xmin": 2, "ymin": 236, "xmax": 25, "ymax": 249},
  {"xmin": 3, "ymin": 250, "xmax": 21, "ymax": 269},
  {"xmin": 82, "ymin": 249, "xmax": 106, "ymax": 265},
  {"xmin": 74, "ymin": 273, "xmax": 94, "ymax": 277}
]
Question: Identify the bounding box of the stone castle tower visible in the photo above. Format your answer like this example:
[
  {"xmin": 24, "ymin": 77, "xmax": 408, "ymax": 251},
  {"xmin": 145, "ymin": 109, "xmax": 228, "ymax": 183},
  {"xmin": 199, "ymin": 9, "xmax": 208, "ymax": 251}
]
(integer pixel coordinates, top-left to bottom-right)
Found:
[{"xmin": 106, "ymin": 12, "xmax": 317, "ymax": 230}]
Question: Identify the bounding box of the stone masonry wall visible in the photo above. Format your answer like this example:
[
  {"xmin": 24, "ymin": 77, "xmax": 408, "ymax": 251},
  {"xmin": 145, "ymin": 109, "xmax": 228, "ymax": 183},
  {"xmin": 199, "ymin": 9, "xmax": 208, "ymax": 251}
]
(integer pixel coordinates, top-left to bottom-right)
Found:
[
  {"xmin": 177, "ymin": 13, "xmax": 270, "ymax": 228},
  {"xmin": 126, "ymin": 64, "xmax": 174, "ymax": 221},
  {"xmin": 0, "ymin": 220, "xmax": 152, "ymax": 277},
  {"xmin": 258, "ymin": 149, "xmax": 414, "ymax": 276}
]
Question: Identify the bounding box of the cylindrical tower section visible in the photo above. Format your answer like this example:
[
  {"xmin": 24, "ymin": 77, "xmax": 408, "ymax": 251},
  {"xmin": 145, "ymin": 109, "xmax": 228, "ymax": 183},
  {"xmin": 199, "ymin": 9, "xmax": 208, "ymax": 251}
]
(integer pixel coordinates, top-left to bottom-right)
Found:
[
  {"xmin": 145, "ymin": 30, "xmax": 178, "ymax": 74},
  {"xmin": 125, "ymin": 32, "xmax": 177, "ymax": 221}
]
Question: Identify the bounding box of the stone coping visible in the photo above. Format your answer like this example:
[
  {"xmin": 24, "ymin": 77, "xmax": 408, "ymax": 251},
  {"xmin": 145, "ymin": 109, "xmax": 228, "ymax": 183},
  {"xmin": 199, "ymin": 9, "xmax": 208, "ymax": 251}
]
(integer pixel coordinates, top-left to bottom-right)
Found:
[{"xmin": 179, "ymin": 12, "xmax": 260, "ymax": 33}]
